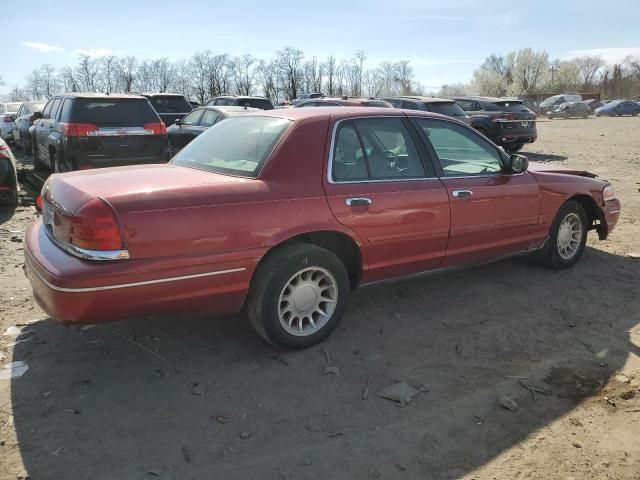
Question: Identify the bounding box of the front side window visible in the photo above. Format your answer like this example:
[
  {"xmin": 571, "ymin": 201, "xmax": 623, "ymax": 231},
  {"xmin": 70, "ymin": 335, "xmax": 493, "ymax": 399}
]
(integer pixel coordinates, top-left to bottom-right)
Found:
[
  {"xmin": 332, "ymin": 117, "xmax": 427, "ymax": 181},
  {"xmin": 415, "ymin": 118, "xmax": 503, "ymax": 177},
  {"xmin": 171, "ymin": 116, "xmax": 291, "ymax": 177}
]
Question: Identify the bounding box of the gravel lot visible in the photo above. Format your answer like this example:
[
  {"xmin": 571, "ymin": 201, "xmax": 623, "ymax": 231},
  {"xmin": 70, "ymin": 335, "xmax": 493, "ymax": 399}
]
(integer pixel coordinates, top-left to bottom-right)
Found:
[{"xmin": 1, "ymin": 116, "xmax": 639, "ymax": 480}]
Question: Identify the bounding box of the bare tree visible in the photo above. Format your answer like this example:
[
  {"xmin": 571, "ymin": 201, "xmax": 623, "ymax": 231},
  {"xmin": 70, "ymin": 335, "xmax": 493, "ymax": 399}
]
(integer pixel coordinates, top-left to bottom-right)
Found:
[
  {"xmin": 354, "ymin": 50, "xmax": 366, "ymax": 96},
  {"xmin": 117, "ymin": 56, "xmax": 137, "ymax": 92},
  {"xmin": 323, "ymin": 56, "xmax": 337, "ymax": 96},
  {"xmin": 506, "ymin": 48, "xmax": 549, "ymax": 94},
  {"xmin": 573, "ymin": 55, "xmax": 606, "ymax": 87},
  {"xmin": 232, "ymin": 55, "xmax": 257, "ymax": 95},
  {"xmin": 100, "ymin": 56, "xmax": 117, "ymax": 94},
  {"xmin": 276, "ymin": 47, "xmax": 304, "ymax": 100},
  {"xmin": 75, "ymin": 55, "xmax": 100, "ymax": 92}
]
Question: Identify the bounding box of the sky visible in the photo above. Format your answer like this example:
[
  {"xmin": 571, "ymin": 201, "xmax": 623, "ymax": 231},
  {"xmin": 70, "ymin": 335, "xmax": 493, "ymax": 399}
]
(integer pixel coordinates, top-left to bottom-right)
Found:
[{"xmin": 1, "ymin": 0, "xmax": 639, "ymax": 94}]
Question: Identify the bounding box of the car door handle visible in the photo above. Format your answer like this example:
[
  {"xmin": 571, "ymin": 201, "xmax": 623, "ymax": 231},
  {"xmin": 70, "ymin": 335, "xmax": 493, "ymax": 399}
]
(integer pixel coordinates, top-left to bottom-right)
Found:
[
  {"xmin": 452, "ymin": 189, "xmax": 473, "ymax": 198},
  {"xmin": 345, "ymin": 197, "xmax": 372, "ymax": 206}
]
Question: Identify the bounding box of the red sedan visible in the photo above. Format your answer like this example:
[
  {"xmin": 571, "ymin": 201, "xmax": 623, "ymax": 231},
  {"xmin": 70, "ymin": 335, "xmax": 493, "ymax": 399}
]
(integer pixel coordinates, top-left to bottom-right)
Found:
[{"xmin": 23, "ymin": 108, "xmax": 621, "ymax": 349}]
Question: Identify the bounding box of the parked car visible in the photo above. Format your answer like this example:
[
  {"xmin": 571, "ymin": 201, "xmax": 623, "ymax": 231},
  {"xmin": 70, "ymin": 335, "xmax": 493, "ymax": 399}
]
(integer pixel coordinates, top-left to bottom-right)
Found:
[
  {"xmin": 384, "ymin": 96, "xmax": 471, "ymax": 124},
  {"xmin": 547, "ymin": 101, "xmax": 590, "ymax": 119},
  {"xmin": 449, "ymin": 96, "xmax": 537, "ymax": 152},
  {"xmin": 31, "ymin": 93, "xmax": 169, "ymax": 172},
  {"xmin": 12, "ymin": 100, "xmax": 46, "ymax": 154},
  {"xmin": 167, "ymin": 105, "xmax": 259, "ymax": 156},
  {"xmin": 294, "ymin": 97, "xmax": 393, "ymax": 108},
  {"xmin": 539, "ymin": 94, "xmax": 582, "ymax": 115},
  {"xmin": 189, "ymin": 100, "xmax": 201, "ymax": 109},
  {"xmin": 595, "ymin": 99, "xmax": 640, "ymax": 117},
  {"xmin": 138, "ymin": 93, "xmax": 193, "ymax": 126},
  {"xmin": 23, "ymin": 107, "xmax": 620, "ymax": 350},
  {"xmin": 0, "ymin": 139, "xmax": 18, "ymax": 207},
  {"xmin": 1, "ymin": 102, "xmax": 22, "ymax": 141},
  {"xmin": 582, "ymin": 99, "xmax": 604, "ymax": 113},
  {"xmin": 205, "ymin": 95, "xmax": 274, "ymax": 110},
  {"xmin": 291, "ymin": 92, "xmax": 324, "ymax": 106}
]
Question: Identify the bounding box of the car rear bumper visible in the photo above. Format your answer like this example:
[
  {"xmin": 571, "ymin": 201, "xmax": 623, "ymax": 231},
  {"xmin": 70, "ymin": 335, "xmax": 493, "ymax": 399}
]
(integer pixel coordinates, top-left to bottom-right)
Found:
[{"xmin": 23, "ymin": 219, "xmax": 255, "ymax": 324}]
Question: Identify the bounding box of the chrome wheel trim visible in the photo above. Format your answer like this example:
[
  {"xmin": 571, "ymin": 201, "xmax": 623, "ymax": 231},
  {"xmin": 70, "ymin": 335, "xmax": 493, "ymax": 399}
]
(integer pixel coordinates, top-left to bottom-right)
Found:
[
  {"xmin": 277, "ymin": 266, "xmax": 338, "ymax": 337},
  {"xmin": 557, "ymin": 212, "xmax": 583, "ymax": 260}
]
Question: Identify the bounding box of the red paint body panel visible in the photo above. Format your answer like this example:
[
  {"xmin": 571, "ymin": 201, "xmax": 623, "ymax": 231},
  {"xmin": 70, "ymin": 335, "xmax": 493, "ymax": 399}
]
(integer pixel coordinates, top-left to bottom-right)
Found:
[{"xmin": 22, "ymin": 108, "xmax": 621, "ymax": 325}]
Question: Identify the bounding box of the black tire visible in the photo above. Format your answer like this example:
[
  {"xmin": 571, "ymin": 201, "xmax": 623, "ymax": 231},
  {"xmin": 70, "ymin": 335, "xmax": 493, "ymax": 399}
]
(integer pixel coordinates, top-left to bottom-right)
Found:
[
  {"xmin": 246, "ymin": 243, "xmax": 350, "ymax": 350},
  {"xmin": 633, "ymin": 110, "xmax": 639, "ymax": 117},
  {"xmin": 540, "ymin": 200, "xmax": 589, "ymax": 269},
  {"xmin": 504, "ymin": 142, "xmax": 524, "ymax": 153}
]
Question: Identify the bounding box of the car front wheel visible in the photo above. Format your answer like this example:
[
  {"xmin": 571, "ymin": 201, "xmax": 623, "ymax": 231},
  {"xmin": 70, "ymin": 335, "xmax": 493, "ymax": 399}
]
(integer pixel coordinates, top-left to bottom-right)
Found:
[
  {"xmin": 543, "ymin": 200, "xmax": 588, "ymax": 269},
  {"xmin": 247, "ymin": 243, "xmax": 350, "ymax": 350}
]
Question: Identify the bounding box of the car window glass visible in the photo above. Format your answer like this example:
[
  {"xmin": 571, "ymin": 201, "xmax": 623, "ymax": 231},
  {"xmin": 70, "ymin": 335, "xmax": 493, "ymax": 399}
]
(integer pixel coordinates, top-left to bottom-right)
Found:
[
  {"xmin": 181, "ymin": 110, "xmax": 203, "ymax": 126},
  {"xmin": 41, "ymin": 100, "xmax": 53, "ymax": 119},
  {"xmin": 402, "ymin": 100, "xmax": 419, "ymax": 110},
  {"xmin": 454, "ymin": 100, "xmax": 474, "ymax": 111},
  {"xmin": 199, "ymin": 110, "xmax": 220, "ymax": 127},
  {"xmin": 332, "ymin": 118, "xmax": 426, "ymax": 181},
  {"xmin": 50, "ymin": 99, "xmax": 62, "ymax": 120},
  {"xmin": 60, "ymin": 99, "xmax": 72, "ymax": 122},
  {"xmin": 416, "ymin": 118, "xmax": 503, "ymax": 177},
  {"xmin": 332, "ymin": 122, "xmax": 368, "ymax": 181},
  {"xmin": 385, "ymin": 98, "xmax": 403, "ymax": 108},
  {"xmin": 481, "ymin": 102, "xmax": 501, "ymax": 112}
]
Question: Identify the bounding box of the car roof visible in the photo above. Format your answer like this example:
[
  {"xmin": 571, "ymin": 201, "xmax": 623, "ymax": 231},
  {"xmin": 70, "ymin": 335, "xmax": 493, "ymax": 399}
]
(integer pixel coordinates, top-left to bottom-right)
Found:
[
  {"xmin": 56, "ymin": 92, "xmax": 147, "ymax": 100},
  {"xmin": 241, "ymin": 106, "xmax": 449, "ymax": 123},
  {"xmin": 213, "ymin": 95, "xmax": 269, "ymax": 100},
  {"xmin": 200, "ymin": 106, "xmax": 261, "ymax": 114},
  {"xmin": 387, "ymin": 96, "xmax": 455, "ymax": 103},
  {"xmin": 298, "ymin": 98, "xmax": 392, "ymax": 107},
  {"xmin": 140, "ymin": 92, "xmax": 187, "ymax": 98}
]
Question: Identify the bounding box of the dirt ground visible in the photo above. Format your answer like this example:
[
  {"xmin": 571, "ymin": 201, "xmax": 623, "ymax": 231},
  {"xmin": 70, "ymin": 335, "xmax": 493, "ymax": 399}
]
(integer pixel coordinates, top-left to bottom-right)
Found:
[{"xmin": 1, "ymin": 116, "xmax": 639, "ymax": 480}]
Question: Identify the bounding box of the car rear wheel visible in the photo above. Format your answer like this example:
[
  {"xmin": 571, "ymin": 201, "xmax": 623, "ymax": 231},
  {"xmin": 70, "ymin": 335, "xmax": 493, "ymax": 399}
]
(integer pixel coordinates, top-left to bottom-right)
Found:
[
  {"xmin": 542, "ymin": 200, "xmax": 588, "ymax": 269},
  {"xmin": 633, "ymin": 110, "xmax": 639, "ymax": 117},
  {"xmin": 246, "ymin": 243, "xmax": 350, "ymax": 350}
]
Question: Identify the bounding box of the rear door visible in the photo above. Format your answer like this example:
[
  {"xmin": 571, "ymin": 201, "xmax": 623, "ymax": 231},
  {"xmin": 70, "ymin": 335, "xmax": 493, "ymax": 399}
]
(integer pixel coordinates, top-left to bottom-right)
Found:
[
  {"xmin": 69, "ymin": 98, "xmax": 166, "ymax": 165},
  {"xmin": 35, "ymin": 99, "xmax": 54, "ymax": 163},
  {"xmin": 412, "ymin": 117, "xmax": 542, "ymax": 266},
  {"xmin": 323, "ymin": 116, "xmax": 450, "ymax": 283}
]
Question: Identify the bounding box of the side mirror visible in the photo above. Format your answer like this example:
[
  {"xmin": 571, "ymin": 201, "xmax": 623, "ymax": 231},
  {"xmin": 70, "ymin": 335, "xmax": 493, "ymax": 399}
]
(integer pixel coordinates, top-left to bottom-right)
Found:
[
  {"xmin": 509, "ymin": 154, "xmax": 529, "ymax": 174},
  {"xmin": 33, "ymin": 111, "xmax": 43, "ymax": 120},
  {"xmin": 174, "ymin": 118, "xmax": 181, "ymax": 126}
]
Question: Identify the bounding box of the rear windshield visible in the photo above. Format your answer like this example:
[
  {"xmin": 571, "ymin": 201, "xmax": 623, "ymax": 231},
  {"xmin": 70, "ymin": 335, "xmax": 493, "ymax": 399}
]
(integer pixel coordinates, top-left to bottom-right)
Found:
[
  {"xmin": 148, "ymin": 96, "xmax": 192, "ymax": 113},
  {"xmin": 493, "ymin": 101, "xmax": 531, "ymax": 113},
  {"xmin": 71, "ymin": 99, "xmax": 159, "ymax": 126},
  {"xmin": 238, "ymin": 98, "xmax": 274, "ymax": 110},
  {"xmin": 6, "ymin": 103, "xmax": 21, "ymax": 112},
  {"xmin": 361, "ymin": 100, "xmax": 392, "ymax": 108},
  {"xmin": 26, "ymin": 102, "xmax": 46, "ymax": 114},
  {"xmin": 171, "ymin": 116, "xmax": 290, "ymax": 177},
  {"xmin": 428, "ymin": 102, "xmax": 466, "ymax": 117}
]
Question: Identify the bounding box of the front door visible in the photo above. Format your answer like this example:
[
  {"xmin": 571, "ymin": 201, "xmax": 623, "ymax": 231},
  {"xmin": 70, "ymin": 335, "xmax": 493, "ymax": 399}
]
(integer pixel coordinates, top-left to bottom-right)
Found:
[
  {"xmin": 323, "ymin": 116, "xmax": 450, "ymax": 283},
  {"xmin": 412, "ymin": 117, "xmax": 542, "ymax": 266}
]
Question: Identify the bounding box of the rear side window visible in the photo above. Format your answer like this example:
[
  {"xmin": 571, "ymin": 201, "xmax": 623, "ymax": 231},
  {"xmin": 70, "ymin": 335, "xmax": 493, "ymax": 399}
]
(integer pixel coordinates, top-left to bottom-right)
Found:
[
  {"xmin": 171, "ymin": 116, "xmax": 291, "ymax": 177},
  {"xmin": 70, "ymin": 99, "xmax": 159, "ymax": 126},
  {"xmin": 148, "ymin": 96, "xmax": 192, "ymax": 113},
  {"xmin": 199, "ymin": 110, "xmax": 219, "ymax": 126},
  {"xmin": 60, "ymin": 99, "xmax": 73, "ymax": 122},
  {"xmin": 181, "ymin": 110, "xmax": 203, "ymax": 126},
  {"xmin": 427, "ymin": 102, "xmax": 466, "ymax": 117},
  {"xmin": 454, "ymin": 100, "xmax": 478, "ymax": 111},
  {"xmin": 41, "ymin": 100, "xmax": 53, "ymax": 118},
  {"xmin": 332, "ymin": 118, "xmax": 427, "ymax": 181}
]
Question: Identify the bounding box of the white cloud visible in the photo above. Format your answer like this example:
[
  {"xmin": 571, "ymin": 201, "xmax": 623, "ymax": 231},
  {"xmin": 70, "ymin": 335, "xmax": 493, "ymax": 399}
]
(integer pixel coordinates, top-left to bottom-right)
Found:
[
  {"xmin": 73, "ymin": 48, "xmax": 113, "ymax": 58},
  {"xmin": 563, "ymin": 47, "xmax": 640, "ymax": 64},
  {"xmin": 21, "ymin": 41, "xmax": 64, "ymax": 53}
]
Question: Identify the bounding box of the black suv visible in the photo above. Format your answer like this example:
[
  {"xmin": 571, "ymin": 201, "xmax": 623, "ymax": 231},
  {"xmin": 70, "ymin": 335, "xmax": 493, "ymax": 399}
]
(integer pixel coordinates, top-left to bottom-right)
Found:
[
  {"xmin": 31, "ymin": 93, "xmax": 169, "ymax": 172},
  {"xmin": 139, "ymin": 93, "xmax": 193, "ymax": 126},
  {"xmin": 449, "ymin": 96, "xmax": 537, "ymax": 152},
  {"xmin": 205, "ymin": 95, "xmax": 274, "ymax": 110}
]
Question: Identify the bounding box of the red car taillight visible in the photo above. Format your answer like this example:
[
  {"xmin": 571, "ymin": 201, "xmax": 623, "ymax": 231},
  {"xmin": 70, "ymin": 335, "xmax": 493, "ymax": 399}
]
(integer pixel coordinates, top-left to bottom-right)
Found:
[
  {"xmin": 60, "ymin": 122, "xmax": 98, "ymax": 137},
  {"xmin": 69, "ymin": 198, "xmax": 124, "ymax": 251},
  {"xmin": 143, "ymin": 122, "xmax": 167, "ymax": 135},
  {"xmin": 3, "ymin": 115, "xmax": 12, "ymax": 123},
  {"xmin": 0, "ymin": 144, "xmax": 10, "ymax": 159},
  {"xmin": 492, "ymin": 113, "xmax": 517, "ymax": 122}
]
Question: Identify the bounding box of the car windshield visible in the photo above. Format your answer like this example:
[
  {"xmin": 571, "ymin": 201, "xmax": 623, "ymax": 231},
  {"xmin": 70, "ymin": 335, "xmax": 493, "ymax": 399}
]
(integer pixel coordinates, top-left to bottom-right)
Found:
[
  {"xmin": 428, "ymin": 102, "xmax": 466, "ymax": 117},
  {"xmin": 71, "ymin": 98, "xmax": 159, "ymax": 126},
  {"xmin": 539, "ymin": 95, "xmax": 564, "ymax": 107},
  {"xmin": 171, "ymin": 116, "xmax": 291, "ymax": 177},
  {"xmin": 606, "ymin": 100, "xmax": 622, "ymax": 106},
  {"xmin": 238, "ymin": 98, "xmax": 274, "ymax": 110},
  {"xmin": 149, "ymin": 96, "xmax": 192, "ymax": 113}
]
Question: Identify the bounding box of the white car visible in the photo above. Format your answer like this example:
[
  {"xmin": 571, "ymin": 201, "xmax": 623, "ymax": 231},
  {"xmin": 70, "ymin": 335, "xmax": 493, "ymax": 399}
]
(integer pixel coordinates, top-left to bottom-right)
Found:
[{"xmin": 0, "ymin": 102, "xmax": 22, "ymax": 141}]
